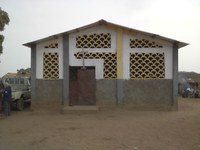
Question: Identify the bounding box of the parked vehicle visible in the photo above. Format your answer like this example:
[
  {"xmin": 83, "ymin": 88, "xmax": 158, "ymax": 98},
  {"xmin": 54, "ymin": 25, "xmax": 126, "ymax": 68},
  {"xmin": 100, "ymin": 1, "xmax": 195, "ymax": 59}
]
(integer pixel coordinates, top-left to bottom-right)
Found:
[
  {"xmin": 0, "ymin": 73, "xmax": 31, "ymax": 110},
  {"xmin": 178, "ymin": 78, "xmax": 199, "ymax": 98}
]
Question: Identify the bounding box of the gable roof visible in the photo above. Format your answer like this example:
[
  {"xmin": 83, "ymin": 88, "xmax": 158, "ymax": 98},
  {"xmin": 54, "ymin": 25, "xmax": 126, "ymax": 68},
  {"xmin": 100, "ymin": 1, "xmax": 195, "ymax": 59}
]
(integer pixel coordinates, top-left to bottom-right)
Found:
[{"xmin": 23, "ymin": 19, "xmax": 188, "ymax": 48}]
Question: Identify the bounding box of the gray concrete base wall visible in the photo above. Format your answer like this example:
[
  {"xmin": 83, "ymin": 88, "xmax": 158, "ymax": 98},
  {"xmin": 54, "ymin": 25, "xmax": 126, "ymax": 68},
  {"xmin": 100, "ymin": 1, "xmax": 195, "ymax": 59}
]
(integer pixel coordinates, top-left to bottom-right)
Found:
[
  {"xmin": 31, "ymin": 79, "xmax": 63, "ymax": 111},
  {"xmin": 32, "ymin": 79, "xmax": 176, "ymax": 111},
  {"xmin": 96, "ymin": 79, "xmax": 116, "ymax": 106},
  {"xmin": 96, "ymin": 79, "xmax": 176, "ymax": 110},
  {"xmin": 123, "ymin": 79, "xmax": 175, "ymax": 110}
]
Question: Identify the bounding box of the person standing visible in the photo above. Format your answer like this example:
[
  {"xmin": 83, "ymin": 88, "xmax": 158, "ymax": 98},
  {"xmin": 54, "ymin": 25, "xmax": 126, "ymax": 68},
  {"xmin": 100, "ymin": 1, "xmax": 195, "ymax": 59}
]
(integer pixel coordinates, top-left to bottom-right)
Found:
[
  {"xmin": 0, "ymin": 84, "xmax": 3, "ymax": 114},
  {"xmin": 3, "ymin": 82, "xmax": 12, "ymax": 117}
]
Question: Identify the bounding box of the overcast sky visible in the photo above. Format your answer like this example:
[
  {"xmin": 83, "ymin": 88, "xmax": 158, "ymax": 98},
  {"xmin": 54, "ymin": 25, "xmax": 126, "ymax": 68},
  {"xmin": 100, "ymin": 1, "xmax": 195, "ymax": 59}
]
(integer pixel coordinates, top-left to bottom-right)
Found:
[{"xmin": 0, "ymin": 0, "xmax": 200, "ymax": 77}]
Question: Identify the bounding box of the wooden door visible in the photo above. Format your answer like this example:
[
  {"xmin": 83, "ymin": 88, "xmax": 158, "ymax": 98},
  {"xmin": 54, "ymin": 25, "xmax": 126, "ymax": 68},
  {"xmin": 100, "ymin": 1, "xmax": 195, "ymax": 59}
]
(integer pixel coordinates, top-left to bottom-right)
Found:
[{"xmin": 69, "ymin": 67, "xmax": 96, "ymax": 106}]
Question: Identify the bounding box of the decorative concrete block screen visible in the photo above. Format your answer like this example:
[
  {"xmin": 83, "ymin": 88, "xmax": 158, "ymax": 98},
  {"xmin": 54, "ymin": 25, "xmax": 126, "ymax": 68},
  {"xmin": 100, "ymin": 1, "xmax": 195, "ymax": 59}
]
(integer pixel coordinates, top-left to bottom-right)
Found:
[
  {"xmin": 74, "ymin": 52, "xmax": 117, "ymax": 79},
  {"xmin": 130, "ymin": 39, "xmax": 163, "ymax": 48},
  {"xmin": 44, "ymin": 42, "xmax": 58, "ymax": 48},
  {"xmin": 76, "ymin": 33, "xmax": 111, "ymax": 48},
  {"xmin": 130, "ymin": 53, "xmax": 165, "ymax": 78},
  {"xmin": 43, "ymin": 52, "xmax": 59, "ymax": 79}
]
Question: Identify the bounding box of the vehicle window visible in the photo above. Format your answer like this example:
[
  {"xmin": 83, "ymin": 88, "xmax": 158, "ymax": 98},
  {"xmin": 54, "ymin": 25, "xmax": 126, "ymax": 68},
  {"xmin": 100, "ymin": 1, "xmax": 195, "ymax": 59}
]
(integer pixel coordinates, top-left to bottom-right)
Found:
[
  {"xmin": 15, "ymin": 78, "xmax": 20, "ymax": 84},
  {"xmin": 9, "ymin": 78, "xmax": 15, "ymax": 84},
  {"xmin": 5, "ymin": 78, "xmax": 10, "ymax": 84},
  {"xmin": 20, "ymin": 78, "xmax": 24, "ymax": 84}
]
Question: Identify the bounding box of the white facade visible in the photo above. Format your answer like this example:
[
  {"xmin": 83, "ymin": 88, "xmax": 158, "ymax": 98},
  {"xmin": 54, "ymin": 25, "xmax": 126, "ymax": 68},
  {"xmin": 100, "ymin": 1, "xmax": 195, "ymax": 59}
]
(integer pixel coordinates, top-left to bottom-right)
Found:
[
  {"xmin": 36, "ymin": 36, "xmax": 63, "ymax": 79},
  {"xmin": 69, "ymin": 26, "xmax": 117, "ymax": 79},
  {"xmin": 123, "ymin": 34, "xmax": 173, "ymax": 79},
  {"xmin": 35, "ymin": 26, "xmax": 174, "ymax": 80}
]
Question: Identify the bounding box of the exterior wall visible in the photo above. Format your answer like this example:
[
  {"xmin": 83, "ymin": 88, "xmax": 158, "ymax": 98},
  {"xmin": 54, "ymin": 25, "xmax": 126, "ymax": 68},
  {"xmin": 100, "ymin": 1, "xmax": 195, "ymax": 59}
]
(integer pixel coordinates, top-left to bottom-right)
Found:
[
  {"xmin": 31, "ymin": 37, "xmax": 64, "ymax": 111},
  {"xmin": 69, "ymin": 26, "xmax": 117, "ymax": 79},
  {"xmin": 68, "ymin": 26, "xmax": 173, "ymax": 80},
  {"xmin": 36, "ymin": 36, "xmax": 63, "ymax": 79},
  {"xmin": 123, "ymin": 34, "xmax": 173, "ymax": 79},
  {"xmin": 96, "ymin": 79, "xmax": 174, "ymax": 110},
  {"xmin": 63, "ymin": 34, "xmax": 70, "ymax": 105},
  {"xmin": 96, "ymin": 79, "xmax": 116, "ymax": 106},
  {"xmin": 31, "ymin": 44, "xmax": 36, "ymax": 102},
  {"xmin": 123, "ymin": 79, "xmax": 173, "ymax": 109},
  {"xmin": 172, "ymin": 43, "xmax": 179, "ymax": 107},
  {"xmin": 32, "ymin": 79, "xmax": 63, "ymax": 111},
  {"xmin": 30, "ymin": 24, "xmax": 178, "ymax": 110}
]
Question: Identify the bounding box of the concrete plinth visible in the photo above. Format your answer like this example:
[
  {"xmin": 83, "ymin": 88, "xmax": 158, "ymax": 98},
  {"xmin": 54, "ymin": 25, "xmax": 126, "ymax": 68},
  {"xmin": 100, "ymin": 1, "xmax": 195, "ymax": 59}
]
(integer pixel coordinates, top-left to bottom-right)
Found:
[{"xmin": 62, "ymin": 105, "xmax": 99, "ymax": 113}]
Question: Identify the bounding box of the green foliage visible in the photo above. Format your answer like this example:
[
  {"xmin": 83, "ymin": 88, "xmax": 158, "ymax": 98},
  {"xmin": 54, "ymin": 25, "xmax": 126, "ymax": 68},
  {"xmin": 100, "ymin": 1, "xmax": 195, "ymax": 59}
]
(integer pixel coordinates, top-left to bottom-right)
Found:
[
  {"xmin": 0, "ymin": 7, "xmax": 10, "ymax": 31},
  {"xmin": 17, "ymin": 68, "xmax": 31, "ymax": 76},
  {"xmin": 0, "ymin": 34, "xmax": 4, "ymax": 53},
  {"xmin": 0, "ymin": 7, "xmax": 10, "ymax": 54}
]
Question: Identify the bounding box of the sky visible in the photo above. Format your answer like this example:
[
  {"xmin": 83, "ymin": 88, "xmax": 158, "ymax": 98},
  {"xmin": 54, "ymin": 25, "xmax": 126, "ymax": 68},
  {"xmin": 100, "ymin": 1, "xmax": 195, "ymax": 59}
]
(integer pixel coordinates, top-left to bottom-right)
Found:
[{"xmin": 0, "ymin": 0, "xmax": 200, "ymax": 77}]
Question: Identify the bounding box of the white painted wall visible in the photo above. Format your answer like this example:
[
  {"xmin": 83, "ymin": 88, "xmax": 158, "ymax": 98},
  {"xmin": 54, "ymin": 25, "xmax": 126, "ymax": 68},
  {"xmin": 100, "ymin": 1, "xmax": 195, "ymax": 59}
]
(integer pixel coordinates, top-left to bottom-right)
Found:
[
  {"xmin": 123, "ymin": 34, "xmax": 173, "ymax": 79},
  {"xmin": 36, "ymin": 36, "xmax": 63, "ymax": 79},
  {"xmin": 69, "ymin": 26, "xmax": 117, "ymax": 79},
  {"xmin": 35, "ymin": 26, "xmax": 174, "ymax": 80}
]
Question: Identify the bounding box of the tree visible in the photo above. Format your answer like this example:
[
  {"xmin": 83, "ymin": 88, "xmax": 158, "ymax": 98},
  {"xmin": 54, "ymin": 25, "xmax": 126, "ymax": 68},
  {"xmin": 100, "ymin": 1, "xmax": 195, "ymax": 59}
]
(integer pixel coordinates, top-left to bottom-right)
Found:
[
  {"xmin": 0, "ymin": 7, "xmax": 10, "ymax": 54},
  {"xmin": 17, "ymin": 68, "xmax": 31, "ymax": 76}
]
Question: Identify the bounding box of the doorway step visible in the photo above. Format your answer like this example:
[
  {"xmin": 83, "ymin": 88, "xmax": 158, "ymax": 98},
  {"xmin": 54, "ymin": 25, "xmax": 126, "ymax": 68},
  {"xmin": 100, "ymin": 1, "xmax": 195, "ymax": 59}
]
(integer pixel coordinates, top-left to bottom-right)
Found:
[{"xmin": 61, "ymin": 105, "xmax": 99, "ymax": 114}]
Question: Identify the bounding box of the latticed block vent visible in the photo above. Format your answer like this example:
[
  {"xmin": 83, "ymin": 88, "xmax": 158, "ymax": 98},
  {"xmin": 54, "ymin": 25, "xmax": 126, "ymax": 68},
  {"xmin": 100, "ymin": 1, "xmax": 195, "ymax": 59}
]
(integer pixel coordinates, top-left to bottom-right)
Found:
[
  {"xmin": 130, "ymin": 53, "xmax": 165, "ymax": 79},
  {"xmin": 130, "ymin": 39, "xmax": 163, "ymax": 48},
  {"xmin": 76, "ymin": 33, "xmax": 111, "ymax": 48},
  {"xmin": 43, "ymin": 52, "xmax": 59, "ymax": 79},
  {"xmin": 44, "ymin": 43, "xmax": 58, "ymax": 48},
  {"xmin": 74, "ymin": 52, "xmax": 117, "ymax": 79}
]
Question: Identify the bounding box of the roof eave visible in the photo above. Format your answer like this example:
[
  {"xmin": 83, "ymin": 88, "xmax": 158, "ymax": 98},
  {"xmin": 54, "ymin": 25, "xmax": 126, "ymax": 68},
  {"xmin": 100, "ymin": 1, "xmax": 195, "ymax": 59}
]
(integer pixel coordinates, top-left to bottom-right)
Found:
[
  {"xmin": 23, "ymin": 19, "xmax": 188, "ymax": 49},
  {"xmin": 23, "ymin": 20, "xmax": 107, "ymax": 48}
]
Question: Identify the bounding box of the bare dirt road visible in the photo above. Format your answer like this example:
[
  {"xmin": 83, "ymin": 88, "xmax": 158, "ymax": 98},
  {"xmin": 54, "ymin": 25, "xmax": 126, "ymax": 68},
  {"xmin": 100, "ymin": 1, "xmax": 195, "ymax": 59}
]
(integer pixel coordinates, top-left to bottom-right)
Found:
[{"xmin": 0, "ymin": 98, "xmax": 200, "ymax": 150}]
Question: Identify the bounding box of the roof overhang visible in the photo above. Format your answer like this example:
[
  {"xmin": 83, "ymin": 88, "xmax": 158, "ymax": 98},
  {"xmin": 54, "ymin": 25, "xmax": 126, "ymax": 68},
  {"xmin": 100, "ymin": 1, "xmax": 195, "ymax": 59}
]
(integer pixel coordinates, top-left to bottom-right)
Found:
[{"xmin": 23, "ymin": 19, "xmax": 188, "ymax": 49}]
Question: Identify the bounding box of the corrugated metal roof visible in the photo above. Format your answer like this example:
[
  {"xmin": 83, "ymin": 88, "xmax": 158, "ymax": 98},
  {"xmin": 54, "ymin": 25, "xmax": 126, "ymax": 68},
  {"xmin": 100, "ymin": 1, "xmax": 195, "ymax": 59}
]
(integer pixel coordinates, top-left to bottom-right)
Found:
[{"xmin": 23, "ymin": 19, "xmax": 188, "ymax": 48}]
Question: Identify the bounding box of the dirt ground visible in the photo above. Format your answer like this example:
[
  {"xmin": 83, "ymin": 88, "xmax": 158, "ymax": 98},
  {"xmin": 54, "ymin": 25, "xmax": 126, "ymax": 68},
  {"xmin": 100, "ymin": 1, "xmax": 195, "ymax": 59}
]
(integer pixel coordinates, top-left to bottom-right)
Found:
[{"xmin": 0, "ymin": 98, "xmax": 200, "ymax": 150}]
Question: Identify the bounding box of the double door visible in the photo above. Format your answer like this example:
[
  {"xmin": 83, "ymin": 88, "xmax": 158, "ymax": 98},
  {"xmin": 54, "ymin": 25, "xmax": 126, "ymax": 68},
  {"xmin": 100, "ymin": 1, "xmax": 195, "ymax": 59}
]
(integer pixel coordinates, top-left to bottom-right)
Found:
[{"xmin": 69, "ymin": 67, "xmax": 96, "ymax": 106}]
